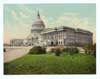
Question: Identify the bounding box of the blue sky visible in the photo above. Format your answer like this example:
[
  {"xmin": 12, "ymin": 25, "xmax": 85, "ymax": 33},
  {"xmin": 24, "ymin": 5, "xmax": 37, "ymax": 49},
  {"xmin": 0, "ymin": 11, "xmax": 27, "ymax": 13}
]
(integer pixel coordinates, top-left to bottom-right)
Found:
[{"xmin": 4, "ymin": 4, "xmax": 96, "ymax": 43}]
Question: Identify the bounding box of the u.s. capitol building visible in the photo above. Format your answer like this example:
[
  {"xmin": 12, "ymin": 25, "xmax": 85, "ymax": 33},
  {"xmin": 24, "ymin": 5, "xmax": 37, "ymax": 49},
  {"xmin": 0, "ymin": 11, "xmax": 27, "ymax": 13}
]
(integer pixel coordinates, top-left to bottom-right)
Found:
[{"xmin": 10, "ymin": 12, "xmax": 93, "ymax": 47}]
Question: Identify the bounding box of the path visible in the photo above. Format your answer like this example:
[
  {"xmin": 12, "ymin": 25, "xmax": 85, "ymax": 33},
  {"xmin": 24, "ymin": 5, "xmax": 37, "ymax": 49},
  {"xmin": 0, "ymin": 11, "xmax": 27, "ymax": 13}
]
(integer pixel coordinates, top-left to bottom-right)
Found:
[{"xmin": 4, "ymin": 46, "xmax": 32, "ymax": 63}]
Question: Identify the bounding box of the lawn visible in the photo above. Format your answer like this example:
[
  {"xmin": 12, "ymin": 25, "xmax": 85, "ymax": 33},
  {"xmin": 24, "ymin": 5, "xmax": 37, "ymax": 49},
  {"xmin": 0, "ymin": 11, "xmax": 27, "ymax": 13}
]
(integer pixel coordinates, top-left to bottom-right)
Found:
[{"xmin": 4, "ymin": 54, "xmax": 96, "ymax": 74}]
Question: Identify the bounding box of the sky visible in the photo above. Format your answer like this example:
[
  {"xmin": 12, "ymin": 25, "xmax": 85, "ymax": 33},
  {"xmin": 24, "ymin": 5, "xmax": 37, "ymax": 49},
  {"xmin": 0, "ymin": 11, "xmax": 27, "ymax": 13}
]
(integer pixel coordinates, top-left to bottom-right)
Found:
[{"xmin": 4, "ymin": 4, "xmax": 96, "ymax": 43}]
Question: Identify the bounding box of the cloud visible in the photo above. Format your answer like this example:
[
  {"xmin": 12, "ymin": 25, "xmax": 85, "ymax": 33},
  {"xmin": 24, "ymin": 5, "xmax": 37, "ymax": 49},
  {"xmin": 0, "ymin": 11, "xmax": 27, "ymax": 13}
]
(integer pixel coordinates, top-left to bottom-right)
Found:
[
  {"xmin": 40, "ymin": 15, "xmax": 51, "ymax": 28},
  {"xmin": 11, "ymin": 10, "xmax": 16, "ymax": 17},
  {"xmin": 39, "ymin": 12, "xmax": 96, "ymax": 33},
  {"xmin": 19, "ymin": 11, "xmax": 29, "ymax": 18},
  {"xmin": 49, "ymin": 12, "xmax": 95, "ymax": 31},
  {"xmin": 11, "ymin": 10, "xmax": 18, "ymax": 20}
]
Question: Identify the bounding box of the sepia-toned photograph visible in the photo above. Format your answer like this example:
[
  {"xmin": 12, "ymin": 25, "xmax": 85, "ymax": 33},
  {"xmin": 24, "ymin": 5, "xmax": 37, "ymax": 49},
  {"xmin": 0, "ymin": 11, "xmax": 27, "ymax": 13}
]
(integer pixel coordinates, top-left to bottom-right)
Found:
[{"xmin": 4, "ymin": 4, "xmax": 96, "ymax": 74}]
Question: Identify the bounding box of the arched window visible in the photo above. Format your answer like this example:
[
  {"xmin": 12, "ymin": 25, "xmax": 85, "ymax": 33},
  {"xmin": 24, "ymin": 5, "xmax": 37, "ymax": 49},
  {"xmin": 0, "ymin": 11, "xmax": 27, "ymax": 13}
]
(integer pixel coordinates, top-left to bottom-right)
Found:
[
  {"xmin": 51, "ymin": 41, "xmax": 54, "ymax": 46},
  {"xmin": 59, "ymin": 41, "xmax": 60, "ymax": 45}
]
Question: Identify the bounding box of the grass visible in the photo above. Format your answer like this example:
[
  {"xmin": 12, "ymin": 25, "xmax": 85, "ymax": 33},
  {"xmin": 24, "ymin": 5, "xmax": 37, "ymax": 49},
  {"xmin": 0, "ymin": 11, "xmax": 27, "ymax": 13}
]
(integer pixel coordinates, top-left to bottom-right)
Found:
[{"xmin": 4, "ymin": 53, "xmax": 96, "ymax": 74}]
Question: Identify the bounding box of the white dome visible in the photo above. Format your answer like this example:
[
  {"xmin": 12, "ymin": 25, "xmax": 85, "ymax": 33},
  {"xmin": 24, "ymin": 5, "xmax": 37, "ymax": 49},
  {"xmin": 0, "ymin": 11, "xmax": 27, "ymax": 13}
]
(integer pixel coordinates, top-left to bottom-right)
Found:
[{"xmin": 31, "ymin": 12, "xmax": 45, "ymax": 31}]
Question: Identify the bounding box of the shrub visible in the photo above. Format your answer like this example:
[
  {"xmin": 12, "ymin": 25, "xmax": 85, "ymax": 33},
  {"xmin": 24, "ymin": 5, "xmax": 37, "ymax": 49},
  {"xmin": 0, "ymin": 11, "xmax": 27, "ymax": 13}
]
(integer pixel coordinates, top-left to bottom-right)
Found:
[
  {"xmin": 92, "ymin": 43, "xmax": 96, "ymax": 57},
  {"xmin": 63, "ymin": 47, "xmax": 79, "ymax": 55},
  {"xmin": 54, "ymin": 48, "xmax": 62, "ymax": 56},
  {"xmin": 29, "ymin": 46, "xmax": 46, "ymax": 54},
  {"xmin": 83, "ymin": 43, "xmax": 96, "ymax": 56},
  {"xmin": 71, "ymin": 48, "xmax": 79, "ymax": 54}
]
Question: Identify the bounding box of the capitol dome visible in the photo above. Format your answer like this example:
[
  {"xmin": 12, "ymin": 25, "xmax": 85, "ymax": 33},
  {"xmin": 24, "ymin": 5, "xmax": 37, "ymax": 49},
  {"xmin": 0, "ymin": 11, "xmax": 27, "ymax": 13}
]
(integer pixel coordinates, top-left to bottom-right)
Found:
[{"xmin": 31, "ymin": 11, "xmax": 45, "ymax": 32}]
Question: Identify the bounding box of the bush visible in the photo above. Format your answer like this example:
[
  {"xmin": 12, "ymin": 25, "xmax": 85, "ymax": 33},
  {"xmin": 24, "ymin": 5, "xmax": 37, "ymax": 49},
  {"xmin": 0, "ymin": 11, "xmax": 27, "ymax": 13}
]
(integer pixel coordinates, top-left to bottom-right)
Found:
[
  {"xmin": 63, "ymin": 47, "xmax": 79, "ymax": 55},
  {"xmin": 29, "ymin": 46, "xmax": 46, "ymax": 54},
  {"xmin": 92, "ymin": 43, "xmax": 96, "ymax": 57},
  {"xmin": 54, "ymin": 48, "xmax": 62, "ymax": 56},
  {"xmin": 83, "ymin": 43, "xmax": 96, "ymax": 57}
]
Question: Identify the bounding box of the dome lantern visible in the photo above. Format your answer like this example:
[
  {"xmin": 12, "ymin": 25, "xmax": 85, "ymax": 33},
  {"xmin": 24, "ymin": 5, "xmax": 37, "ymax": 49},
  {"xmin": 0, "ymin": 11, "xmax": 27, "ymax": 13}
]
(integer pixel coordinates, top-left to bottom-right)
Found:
[{"xmin": 37, "ymin": 11, "xmax": 40, "ymax": 19}]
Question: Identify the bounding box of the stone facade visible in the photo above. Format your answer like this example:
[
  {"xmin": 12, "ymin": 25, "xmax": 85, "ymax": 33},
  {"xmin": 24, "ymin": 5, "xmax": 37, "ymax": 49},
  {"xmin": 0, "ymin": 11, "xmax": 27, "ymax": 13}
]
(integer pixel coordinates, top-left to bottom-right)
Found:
[
  {"xmin": 42, "ymin": 26, "xmax": 93, "ymax": 47},
  {"xmin": 10, "ymin": 39, "xmax": 24, "ymax": 46},
  {"xmin": 10, "ymin": 12, "xmax": 93, "ymax": 47}
]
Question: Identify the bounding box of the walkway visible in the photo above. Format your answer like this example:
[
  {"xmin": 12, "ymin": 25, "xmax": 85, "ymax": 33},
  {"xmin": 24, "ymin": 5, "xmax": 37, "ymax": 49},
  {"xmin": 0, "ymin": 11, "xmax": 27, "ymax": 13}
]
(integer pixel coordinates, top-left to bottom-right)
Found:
[{"xmin": 4, "ymin": 46, "xmax": 32, "ymax": 63}]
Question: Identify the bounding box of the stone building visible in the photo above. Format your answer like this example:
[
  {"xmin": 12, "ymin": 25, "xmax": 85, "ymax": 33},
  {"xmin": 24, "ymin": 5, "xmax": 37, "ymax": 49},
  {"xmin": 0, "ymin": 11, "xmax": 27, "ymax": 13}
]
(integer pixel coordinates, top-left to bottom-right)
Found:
[
  {"xmin": 29, "ymin": 11, "xmax": 45, "ymax": 46},
  {"xmin": 10, "ymin": 39, "xmax": 24, "ymax": 46},
  {"xmin": 10, "ymin": 12, "xmax": 93, "ymax": 47},
  {"xmin": 42, "ymin": 26, "xmax": 93, "ymax": 47}
]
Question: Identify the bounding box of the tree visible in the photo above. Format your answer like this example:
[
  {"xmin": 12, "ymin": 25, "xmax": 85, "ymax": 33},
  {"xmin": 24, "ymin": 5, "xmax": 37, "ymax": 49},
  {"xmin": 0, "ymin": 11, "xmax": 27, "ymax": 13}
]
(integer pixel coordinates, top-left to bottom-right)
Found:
[
  {"xmin": 29, "ymin": 46, "xmax": 46, "ymax": 54},
  {"xmin": 92, "ymin": 43, "xmax": 96, "ymax": 57},
  {"xmin": 83, "ymin": 43, "xmax": 96, "ymax": 56}
]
